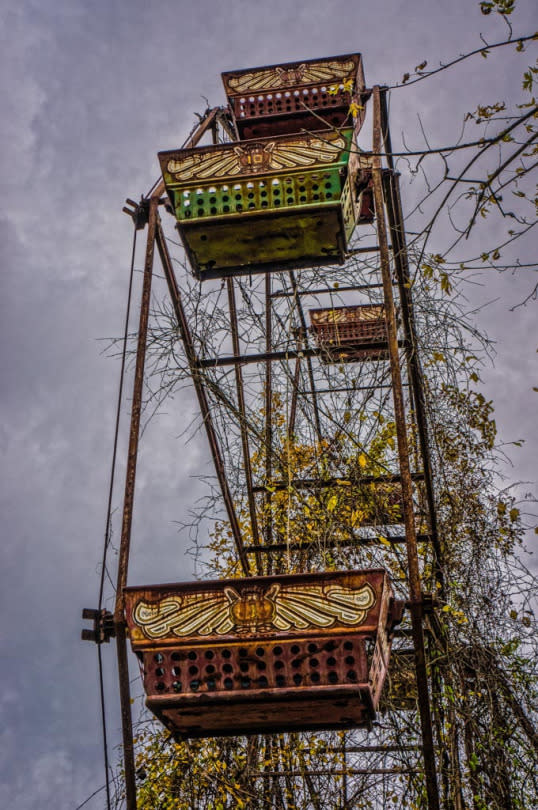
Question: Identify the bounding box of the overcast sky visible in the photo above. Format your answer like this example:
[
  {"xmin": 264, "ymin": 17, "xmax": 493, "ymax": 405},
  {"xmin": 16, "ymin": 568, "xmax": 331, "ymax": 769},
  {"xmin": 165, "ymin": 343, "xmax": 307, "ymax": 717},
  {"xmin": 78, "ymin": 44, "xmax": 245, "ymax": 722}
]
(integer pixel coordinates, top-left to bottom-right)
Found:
[{"xmin": 1, "ymin": 1, "xmax": 536, "ymax": 807}]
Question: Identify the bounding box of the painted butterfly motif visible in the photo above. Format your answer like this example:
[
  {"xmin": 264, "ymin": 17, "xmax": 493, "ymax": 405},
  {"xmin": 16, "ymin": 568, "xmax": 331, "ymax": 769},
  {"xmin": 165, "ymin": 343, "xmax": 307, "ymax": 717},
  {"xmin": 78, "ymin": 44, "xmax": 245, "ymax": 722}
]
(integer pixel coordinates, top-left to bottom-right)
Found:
[
  {"xmin": 227, "ymin": 59, "xmax": 356, "ymax": 93},
  {"xmin": 165, "ymin": 134, "xmax": 348, "ymax": 183},
  {"xmin": 132, "ymin": 580, "xmax": 376, "ymax": 639}
]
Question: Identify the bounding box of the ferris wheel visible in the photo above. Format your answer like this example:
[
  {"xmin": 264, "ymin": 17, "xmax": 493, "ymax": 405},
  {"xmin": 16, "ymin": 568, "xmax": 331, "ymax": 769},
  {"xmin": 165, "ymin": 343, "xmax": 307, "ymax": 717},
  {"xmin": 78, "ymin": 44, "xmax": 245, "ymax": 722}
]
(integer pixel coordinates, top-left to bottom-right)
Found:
[{"xmin": 83, "ymin": 53, "xmax": 443, "ymax": 810}]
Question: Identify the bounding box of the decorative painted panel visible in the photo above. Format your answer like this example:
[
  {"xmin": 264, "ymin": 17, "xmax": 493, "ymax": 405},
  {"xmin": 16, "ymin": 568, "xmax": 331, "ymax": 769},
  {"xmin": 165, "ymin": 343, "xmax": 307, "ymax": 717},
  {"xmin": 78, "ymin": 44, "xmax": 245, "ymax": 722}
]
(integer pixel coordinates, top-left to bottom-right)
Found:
[
  {"xmin": 160, "ymin": 129, "xmax": 353, "ymax": 187},
  {"xmin": 125, "ymin": 569, "xmax": 386, "ymax": 648},
  {"xmin": 222, "ymin": 55, "xmax": 362, "ymax": 95}
]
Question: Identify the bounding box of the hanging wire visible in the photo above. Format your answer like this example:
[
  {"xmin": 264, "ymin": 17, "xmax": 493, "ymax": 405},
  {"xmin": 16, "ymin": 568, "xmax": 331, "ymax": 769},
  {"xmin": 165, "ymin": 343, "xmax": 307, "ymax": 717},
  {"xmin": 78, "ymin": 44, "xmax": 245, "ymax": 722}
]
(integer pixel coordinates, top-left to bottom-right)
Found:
[
  {"xmin": 95, "ymin": 223, "xmax": 139, "ymax": 810},
  {"xmin": 74, "ymin": 784, "xmax": 106, "ymax": 810}
]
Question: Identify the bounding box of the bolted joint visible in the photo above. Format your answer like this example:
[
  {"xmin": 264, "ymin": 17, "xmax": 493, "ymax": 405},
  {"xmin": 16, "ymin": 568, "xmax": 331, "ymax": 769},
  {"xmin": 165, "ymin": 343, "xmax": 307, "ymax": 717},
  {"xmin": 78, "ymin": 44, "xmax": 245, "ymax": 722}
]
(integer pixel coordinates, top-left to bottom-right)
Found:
[
  {"xmin": 421, "ymin": 593, "xmax": 439, "ymax": 614},
  {"xmin": 81, "ymin": 608, "xmax": 116, "ymax": 644},
  {"xmin": 404, "ymin": 593, "xmax": 439, "ymax": 618}
]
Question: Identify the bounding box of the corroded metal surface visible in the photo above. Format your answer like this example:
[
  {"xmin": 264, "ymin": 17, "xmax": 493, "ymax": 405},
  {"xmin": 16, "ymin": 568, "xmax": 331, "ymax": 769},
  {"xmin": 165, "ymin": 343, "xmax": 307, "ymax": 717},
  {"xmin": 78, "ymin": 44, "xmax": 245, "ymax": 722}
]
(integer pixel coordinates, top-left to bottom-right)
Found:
[
  {"xmin": 159, "ymin": 128, "xmax": 372, "ymax": 278},
  {"xmin": 310, "ymin": 304, "xmax": 389, "ymax": 362},
  {"xmin": 372, "ymin": 86, "xmax": 440, "ymax": 810},
  {"xmin": 222, "ymin": 53, "xmax": 366, "ymax": 139},
  {"xmin": 124, "ymin": 569, "xmax": 403, "ymax": 738}
]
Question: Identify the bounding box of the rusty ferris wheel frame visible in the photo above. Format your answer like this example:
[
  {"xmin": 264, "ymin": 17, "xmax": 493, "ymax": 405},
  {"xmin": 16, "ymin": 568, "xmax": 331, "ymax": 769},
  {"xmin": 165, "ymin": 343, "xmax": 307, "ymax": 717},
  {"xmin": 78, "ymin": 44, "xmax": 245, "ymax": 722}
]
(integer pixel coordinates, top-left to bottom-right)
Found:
[{"xmin": 88, "ymin": 83, "xmax": 446, "ymax": 809}]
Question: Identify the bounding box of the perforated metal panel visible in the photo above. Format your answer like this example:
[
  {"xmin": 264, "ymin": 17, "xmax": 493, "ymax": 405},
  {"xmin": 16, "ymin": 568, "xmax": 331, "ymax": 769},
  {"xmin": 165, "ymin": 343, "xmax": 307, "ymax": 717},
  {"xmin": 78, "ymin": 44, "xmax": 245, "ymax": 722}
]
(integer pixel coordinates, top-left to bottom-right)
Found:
[{"xmin": 142, "ymin": 634, "xmax": 369, "ymax": 697}]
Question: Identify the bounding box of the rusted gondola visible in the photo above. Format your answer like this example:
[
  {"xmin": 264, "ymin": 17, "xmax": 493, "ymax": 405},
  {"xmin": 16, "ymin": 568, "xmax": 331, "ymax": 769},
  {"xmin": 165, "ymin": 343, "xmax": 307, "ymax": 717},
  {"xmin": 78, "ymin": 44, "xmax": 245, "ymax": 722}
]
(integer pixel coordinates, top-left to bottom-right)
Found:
[
  {"xmin": 310, "ymin": 304, "xmax": 389, "ymax": 362},
  {"xmin": 125, "ymin": 569, "xmax": 403, "ymax": 738},
  {"xmin": 159, "ymin": 53, "xmax": 374, "ymax": 279}
]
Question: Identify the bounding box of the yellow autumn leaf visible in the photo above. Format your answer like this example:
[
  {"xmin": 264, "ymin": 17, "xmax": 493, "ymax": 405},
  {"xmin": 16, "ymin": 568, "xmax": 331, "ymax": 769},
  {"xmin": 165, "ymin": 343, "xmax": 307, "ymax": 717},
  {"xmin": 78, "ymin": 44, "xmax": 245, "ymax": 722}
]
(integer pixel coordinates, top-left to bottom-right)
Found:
[
  {"xmin": 378, "ymin": 535, "xmax": 392, "ymax": 547},
  {"xmin": 351, "ymin": 510, "xmax": 361, "ymax": 527},
  {"xmin": 327, "ymin": 495, "xmax": 338, "ymax": 512},
  {"xmin": 358, "ymin": 453, "xmax": 368, "ymax": 468},
  {"xmin": 349, "ymin": 101, "xmax": 364, "ymax": 117}
]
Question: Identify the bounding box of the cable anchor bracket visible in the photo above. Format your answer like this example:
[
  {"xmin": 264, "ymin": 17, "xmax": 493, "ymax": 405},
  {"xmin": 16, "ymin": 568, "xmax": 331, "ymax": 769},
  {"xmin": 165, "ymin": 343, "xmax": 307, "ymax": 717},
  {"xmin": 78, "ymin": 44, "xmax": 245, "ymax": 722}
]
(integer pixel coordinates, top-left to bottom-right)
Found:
[{"xmin": 81, "ymin": 608, "xmax": 116, "ymax": 644}]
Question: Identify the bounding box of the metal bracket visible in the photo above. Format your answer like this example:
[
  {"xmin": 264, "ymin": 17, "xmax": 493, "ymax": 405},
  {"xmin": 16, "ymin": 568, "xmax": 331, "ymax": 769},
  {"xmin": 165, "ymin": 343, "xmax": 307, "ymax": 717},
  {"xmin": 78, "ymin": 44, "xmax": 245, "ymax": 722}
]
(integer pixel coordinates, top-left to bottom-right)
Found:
[
  {"xmin": 81, "ymin": 608, "xmax": 116, "ymax": 644},
  {"xmin": 404, "ymin": 593, "xmax": 439, "ymax": 618},
  {"xmin": 388, "ymin": 597, "xmax": 406, "ymax": 630},
  {"xmin": 122, "ymin": 197, "xmax": 150, "ymax": 230}
]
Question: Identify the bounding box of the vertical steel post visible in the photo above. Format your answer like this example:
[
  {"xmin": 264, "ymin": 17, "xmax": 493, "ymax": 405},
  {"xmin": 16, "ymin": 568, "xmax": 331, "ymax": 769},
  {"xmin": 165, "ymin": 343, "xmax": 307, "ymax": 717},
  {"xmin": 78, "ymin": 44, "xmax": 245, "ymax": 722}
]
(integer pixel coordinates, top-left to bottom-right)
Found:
[
  {"xmin": 371, "ymin": 86, "xmax": 440, "ymax": 810},
  {"xmin": 378, "ymin": 88, "xmax": 444, "ymax": 594},
  {"xmin": 264, "ymin": 273, "xmax": 274, "ymax": 561},
  {"xmin": 227, "ymin": 278, "xmax": 263, "ymax": 573},
  {"xmin": 114, "ymin": 195, "xmax": 159, "ymax": 810}
]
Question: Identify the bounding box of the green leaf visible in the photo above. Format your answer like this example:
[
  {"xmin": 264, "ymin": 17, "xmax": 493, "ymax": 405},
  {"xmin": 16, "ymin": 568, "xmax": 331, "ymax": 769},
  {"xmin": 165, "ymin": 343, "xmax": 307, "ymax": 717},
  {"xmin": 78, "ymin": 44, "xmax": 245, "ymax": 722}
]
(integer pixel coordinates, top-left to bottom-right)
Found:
[
  {"xmin": 440, "ymin": 272, "xmax": 452, "ymax": 295},
  {"xmin": 523, "ymin": 70, "xmax": 533, "ymax": 91}
]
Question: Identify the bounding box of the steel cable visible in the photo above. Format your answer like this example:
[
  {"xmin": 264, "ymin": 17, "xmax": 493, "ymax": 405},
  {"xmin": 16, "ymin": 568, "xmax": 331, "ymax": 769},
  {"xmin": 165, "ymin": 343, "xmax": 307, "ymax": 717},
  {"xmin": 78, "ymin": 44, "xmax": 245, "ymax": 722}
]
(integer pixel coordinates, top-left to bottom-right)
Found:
[{"xmin": 95, "ymin": 223, "xmax": 138, "ymax": 809}]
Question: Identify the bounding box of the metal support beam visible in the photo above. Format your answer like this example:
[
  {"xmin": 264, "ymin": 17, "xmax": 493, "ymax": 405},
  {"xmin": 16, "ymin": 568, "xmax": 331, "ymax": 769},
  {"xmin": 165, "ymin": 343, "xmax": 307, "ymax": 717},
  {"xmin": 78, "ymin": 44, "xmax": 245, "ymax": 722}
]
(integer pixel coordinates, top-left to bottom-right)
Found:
[
  {"xmin": 264, "ymin": 274, "xmax": 274, "ymax": 554},
  {"xmin": 251, "ymin": 471, "xmax": 425, "ymax": 494},
  {"xmin": 378, "ymin": 89, "xmax": 443, "ymax": 593},
  {"xmin": 114, "ymin": 194, "xmax": 159, "ymax": 810},
  {"xmin": 227, "ymin": 278, "xmax": 262, "ymax": 573},
  {"xmin": 270, "ymin": 282, "xmax": 384, "ymax": 299},
  {"xmin": 196, "ymin": 340, "xmax": 404, "ymax": 369},
  {"xmin": 244, "ymin": 533, "xmax": 431, "ymax": 554},
  {"xmin": 248, "ymin": 769, "xmax": 420, "ymax": 778},
  {"xmin": 287, "ymin": 336, "xmax": 302, "ymax": 438},
  {"xmin": 372, "ymin": 85, "xmax": 440, "ymax": 810},
  {"xmin": 288, "ymin": 271, "xmax": 323, "ymax": 441}
]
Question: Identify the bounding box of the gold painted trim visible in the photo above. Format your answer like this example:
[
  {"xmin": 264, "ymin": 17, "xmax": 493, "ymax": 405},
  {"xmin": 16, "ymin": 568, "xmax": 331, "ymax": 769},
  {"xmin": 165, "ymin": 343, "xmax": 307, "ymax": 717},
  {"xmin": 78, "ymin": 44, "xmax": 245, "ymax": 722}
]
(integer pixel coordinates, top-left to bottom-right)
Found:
[
  {"xmin": 165, "ymin": 134, "xmax": 348, "ymax": 183},
  {"xmin": 227, "ymin": 60, "xmax": 356, "ymax": 94},
  {"xmin": 132, "ymin": 581, "xmax": 376, "ymax": 639}
]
